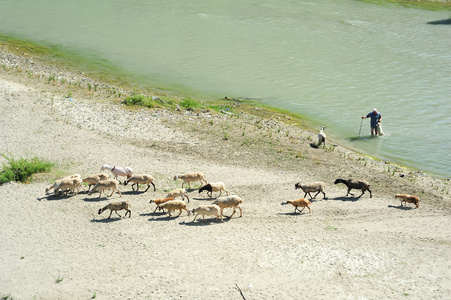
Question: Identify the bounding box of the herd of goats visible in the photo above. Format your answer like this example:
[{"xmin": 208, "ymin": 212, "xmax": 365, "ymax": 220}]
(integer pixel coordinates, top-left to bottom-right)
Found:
[{"xmin": 44, "ymin": 163, "xmax": 420, "ymax": 222}]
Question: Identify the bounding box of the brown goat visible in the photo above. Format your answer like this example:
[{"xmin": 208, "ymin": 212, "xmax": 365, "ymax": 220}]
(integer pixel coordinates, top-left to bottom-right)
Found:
[
  {"xmin": 149, "ymin": 197, "xmax": 175, "ymax": 213},
  {"xmin": 395, "ymin": 194, "xmax": 420, "ymax": 208},
  {"xmin": 284, "ymin": 198, "xmax": 312, "ymax": 214}
]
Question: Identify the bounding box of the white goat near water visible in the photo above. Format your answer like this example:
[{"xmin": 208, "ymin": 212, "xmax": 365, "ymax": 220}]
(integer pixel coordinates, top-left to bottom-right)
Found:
[
  {"xmin": 318, "ymin": 126, "xmax": 326, "ymax": 147},
  {"xmin": 100, "ymin": 164, "xmax": 133, "ymax": 183}
]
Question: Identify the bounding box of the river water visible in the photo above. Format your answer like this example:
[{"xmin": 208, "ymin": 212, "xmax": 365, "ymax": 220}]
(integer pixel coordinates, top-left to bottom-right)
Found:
[{"xmin": 1, "ymin": 0, "xmax": 450, "ymax": 177}]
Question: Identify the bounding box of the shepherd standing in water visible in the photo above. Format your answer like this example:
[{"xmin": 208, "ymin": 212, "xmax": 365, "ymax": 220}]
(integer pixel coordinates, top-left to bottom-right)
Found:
[{"xmin": 362, "ymin": 108, "xmax": 382, "ymax": 136}]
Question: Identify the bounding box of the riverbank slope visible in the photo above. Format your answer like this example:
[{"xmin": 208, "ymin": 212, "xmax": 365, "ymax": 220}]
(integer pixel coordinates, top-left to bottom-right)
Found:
[{"xmin": 0, "ymin": 48, "xmax": 450, "ymax": 299}]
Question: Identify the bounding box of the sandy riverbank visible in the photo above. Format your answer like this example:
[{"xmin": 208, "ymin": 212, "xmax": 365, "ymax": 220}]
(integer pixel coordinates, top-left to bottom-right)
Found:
[{"xmin": 0, "ymin": 48, "xmax": 450, "ymax": 300}]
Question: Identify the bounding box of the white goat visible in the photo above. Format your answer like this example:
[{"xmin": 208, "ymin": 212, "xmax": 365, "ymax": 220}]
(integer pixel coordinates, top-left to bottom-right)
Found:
[
  {"xmin": 191, "ymin": 204, "xmax": 223, "ymax": 222},
  {"xmin": 295, "ymin": 181, "xmax": 326, "ymax": 199},
  {"xmin": 98, "ymin": 201, "xmax": 131, "ymax": 219},
  {"xmin": 88, "ymin": 179, "xmax": 122, "ymax": 198},
  {"xmin": 173, "ymin": 172, "xmax": 207, "ymax": 189},
  {"xmin": 212, "ymin": 195, "xmax": 243, "ymax": 218},
  {"xmin": 318, "ymin": 126, "xmax": 326, "ymax": 147},
  {"xmin": 198, "ymin": 182, "xmax": 229, "ymax": 198},
  {"xmin": 100, "ymin": 164, "xmax": 133, "ymax": 183},
  {"xmin": 166, "ymin": 188, "xmax": 190, "ymax": 203},
  {"xmin": 124, "ymin": 174, "xmax": 156, "ymax": 192}
]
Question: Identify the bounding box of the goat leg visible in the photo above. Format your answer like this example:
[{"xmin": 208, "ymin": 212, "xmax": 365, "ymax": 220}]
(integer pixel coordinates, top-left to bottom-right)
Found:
[{"xmin": 228, "ymin": 207, "xmax": 237, "ymax": 219}]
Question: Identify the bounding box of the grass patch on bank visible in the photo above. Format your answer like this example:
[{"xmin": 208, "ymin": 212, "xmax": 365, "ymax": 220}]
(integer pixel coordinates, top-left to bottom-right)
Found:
[
  {"xmin": 123, "ymin": 93, "xmax": 237, "ymax": 113},
  {"xmin": 0, "ymin": 153, "xmax": 54, "ymax": 184},
  {"xmin": 358, "ymin": 0, "xmax": 451, "ymax": 11}
]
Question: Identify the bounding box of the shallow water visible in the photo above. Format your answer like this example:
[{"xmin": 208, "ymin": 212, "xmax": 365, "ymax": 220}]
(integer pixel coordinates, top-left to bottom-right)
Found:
[{"xmin": 1, "ymin": 0, "xmax": 450, "ymax": 177}]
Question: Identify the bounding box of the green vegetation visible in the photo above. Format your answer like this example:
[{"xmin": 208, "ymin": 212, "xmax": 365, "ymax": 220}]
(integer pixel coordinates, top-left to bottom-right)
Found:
[
  {"xmin": 1, "ymin": 294, "xmax": 14, "ymax": 300},
  {"xmin": 55, "ymin": 276, "xmax": 64, "ymax": 284},
  {"xmin": 358, "ymin": 0, "xmax": 451, "ymax": 11},
  {"xmin": 0, "ymin": 153, "xmax": 54, "ymax": 184},
  {"xmin": 123, "ymin": 93, "xmax": 238, "ymax": 113}
]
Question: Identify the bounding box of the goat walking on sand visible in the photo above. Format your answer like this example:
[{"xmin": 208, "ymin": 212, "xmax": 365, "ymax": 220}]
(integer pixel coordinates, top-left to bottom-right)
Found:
[
  {"xmin": 51, "ymin": 175, "xmax": 85, "ymax": 196},
  {"xmin": 191, "ymin": 204, "xmax": 224, "ymax": 222},
  {"xmin": 282, "ymin": 199, "xmax": 312, "ymax": 214},
  {"xmin": 88, "ymin": 179, "xmax": 122, "ymax": 198},
  {"xmin": 149, "ymin": 197, "xmax": 175, "ymax": 213},
  {"xmin": 395, "ymin": 194, "xmax": 420, "ymax": 208},
  {"xmin": 295, "ymin": 181, "xmax": 326, "ymax": 199},
  {"xmin": 98, "ymin": 201, "xmax": 131, "ymax": 219},
  {"xmin": 82, "ymin": 173, "xmax": 109, "ymax": 190},
  {"xmin": 198, "ymin": 182, "xmax": 229, "ymax": 199},
  {"xmin": 174, "ymin": 172, "xmax": 207, "ymax": 189},
  {"xmin": 334, "ymin": 178, "xmax": 372, "ymax": 198},
  {"xmin": 100, "ymin": 164, "xmax": 133, "ymax": 183},
  {"xmin": 212, "ymin": 195, "xmax": 243, "ymax": 219},
  {"xmin": 124, "ymin": 174, "xmax": 156, "ymax": 192}
]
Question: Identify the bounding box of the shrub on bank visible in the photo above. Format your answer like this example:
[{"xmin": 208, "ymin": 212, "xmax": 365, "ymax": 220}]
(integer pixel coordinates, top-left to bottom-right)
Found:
[{"xmin": 0, "ymin": 153, "xmax": 54, "ymax": 184}]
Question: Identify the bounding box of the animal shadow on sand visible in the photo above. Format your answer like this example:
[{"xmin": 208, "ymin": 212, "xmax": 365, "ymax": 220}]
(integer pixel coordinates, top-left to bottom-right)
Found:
[
  {"xmin": 388, "ymin": 205, "xmax": 416, "ymax": 211},
  {"xmin": 278, "ymin": 211, "xmax": 310, "ymax": 216},
  {"xmin": 38, "ymin": 193, "xmax": 78, "ymax": 201},
  {"xmin": 121, "ymin": 190, "xmax": 147, "ymax": 196},
  {"xmin": 147, "ymin": 213, "xmax": 190, "ymax": 222},
  {"xmin": 90, "ymin": 217, "xmax": 123, "ymax": 224},
  {"xmin": 329, "ymin": 196, "xmax": 361, "ymax": 202},
  {"xmin": 179, "ymin": 218, "xmax": 228, "ymax": 226},
  {"xmin": 82, "ymin": 196, "xmax": 112, "ymax": 202}
]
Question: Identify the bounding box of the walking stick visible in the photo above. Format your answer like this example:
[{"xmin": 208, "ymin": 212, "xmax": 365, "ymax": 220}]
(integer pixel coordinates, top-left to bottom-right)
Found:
[{"xmin": 358, "ymin": 118, "xmax": 363, "ymax": 136}]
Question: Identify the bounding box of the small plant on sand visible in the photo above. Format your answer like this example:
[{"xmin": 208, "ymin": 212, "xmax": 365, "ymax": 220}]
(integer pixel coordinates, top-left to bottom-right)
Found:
[
  {"xmin": 55, "ymin": 276, "xmax": 64, "ymax": 284},
  {"xmin": 1, "ymin": 293, "xmax": 14, "ymax": 300},
  {"xmin": 223, "ymin": 130, "xmax": 230, "ymax": 141},
  {"xmin": 0, "ymin": 153, "xmax": 54, "ymax": 184},
  {"xmin": 325, "ymin": 224, "xmax": 338, "ymax": 231}
]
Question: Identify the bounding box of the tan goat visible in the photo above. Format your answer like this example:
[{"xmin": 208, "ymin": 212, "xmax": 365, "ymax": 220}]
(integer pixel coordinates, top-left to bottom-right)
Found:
[
  {"xmin": 149, "ymin": 197, "xmax": 175, "ymax": 213},
  {"xmin": 166, "ymin": 188, "xmax": 190, "ymax": 203},
  {"xmin": 191, "ymin": 204, "xmax": 223, "ymax": 222},
  {"xmin": 46, "ymin": 174, "xmax": 82, "ymax": 194},
  {"xmin": 174, "ymin": 172, "xmax": 207, "ymax": 189},
  {"xmin": 88, "ymin": 179, "xmax": 122, "ymax": 198},
  {"xmin": 395, "ymin": 194, "xmax": 420, "ymax": 208},
  {"xmin": 98, "ymin": 201, "xmax": 131, "ymax": 219},
  {"xmin": 124, "ymin": 174, "xmax": 156, "ymax": 192},
  {"xmin": 212, "ymin": 195, "xmax": 243, "ymax": 218},
  {"xmin": 158, "ymin": 200, "xmax": 190, "ymax": 217},
  {"xmin": 54, "ymin": 177, "xmax": 84, "ymax": 196},
  {"xmin": 82, "ymin": 173, "xmax": 109, "ymax": 190}
]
